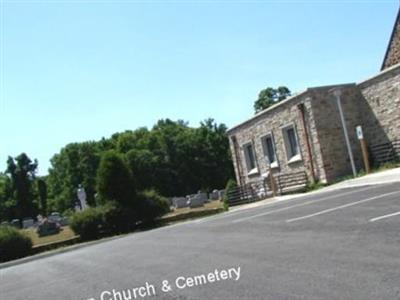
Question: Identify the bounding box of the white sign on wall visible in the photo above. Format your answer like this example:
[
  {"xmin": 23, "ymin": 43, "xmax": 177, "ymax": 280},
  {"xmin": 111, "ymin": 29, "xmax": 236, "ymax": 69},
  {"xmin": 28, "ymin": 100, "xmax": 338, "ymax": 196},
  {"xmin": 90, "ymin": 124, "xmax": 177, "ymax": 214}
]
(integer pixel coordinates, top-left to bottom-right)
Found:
[{"xmin": 356, "ymin": 125, "xmax": 364, "ymax": 140}]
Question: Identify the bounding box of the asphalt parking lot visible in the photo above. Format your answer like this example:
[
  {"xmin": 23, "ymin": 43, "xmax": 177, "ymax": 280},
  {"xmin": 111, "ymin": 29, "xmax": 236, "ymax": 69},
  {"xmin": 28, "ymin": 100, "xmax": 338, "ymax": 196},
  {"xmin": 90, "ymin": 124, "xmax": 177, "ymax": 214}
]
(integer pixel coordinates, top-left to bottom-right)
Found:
[{"xmin": 1, "ymin": 182, "xmax": 400, "ymax": 300}]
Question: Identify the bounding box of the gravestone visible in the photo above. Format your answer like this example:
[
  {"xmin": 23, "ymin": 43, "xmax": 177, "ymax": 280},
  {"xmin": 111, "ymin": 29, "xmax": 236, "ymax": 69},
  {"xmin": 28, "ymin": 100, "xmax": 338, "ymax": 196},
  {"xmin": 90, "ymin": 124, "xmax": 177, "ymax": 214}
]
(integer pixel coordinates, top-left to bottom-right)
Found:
[
  {"xmin": 210, "ymin": 189, "xmax": 220, "ymax": 200},
  {"xmin": 188, "ymin": 194, "xmax": 205, "ymax": 208},
  {"xmin": 10, "ymin": 219, "xmax": 20, "ymax": 228},
  {"xmin": 48, "ymin": 212, "xmax": 62, "ymax": 224},
  {"xmin": 172, "ymin": 197, "xmax": 188, "ymax": 209},
  {"xmin": 22, "ymin": 218, "xmax": 35, "ymax": 229},
  {"xmin": 37, "ymin": 219, "xmax": 60, "ymax": 237},
  {"xmin": 196, "ymin": 192, "xmax": 208, "ymax": 202}
]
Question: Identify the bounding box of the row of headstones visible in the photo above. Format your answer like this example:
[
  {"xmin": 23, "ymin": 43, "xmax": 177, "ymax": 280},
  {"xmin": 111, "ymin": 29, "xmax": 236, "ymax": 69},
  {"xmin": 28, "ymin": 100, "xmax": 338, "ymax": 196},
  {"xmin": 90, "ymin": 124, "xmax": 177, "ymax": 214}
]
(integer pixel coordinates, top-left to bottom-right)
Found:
[
  {"xmin": 0, "ymin": 212, "xmax": 69, "ymax": 229},
  {"xmin": 171, "ymin": 189, "xmax": 225, "ymax": 209}
]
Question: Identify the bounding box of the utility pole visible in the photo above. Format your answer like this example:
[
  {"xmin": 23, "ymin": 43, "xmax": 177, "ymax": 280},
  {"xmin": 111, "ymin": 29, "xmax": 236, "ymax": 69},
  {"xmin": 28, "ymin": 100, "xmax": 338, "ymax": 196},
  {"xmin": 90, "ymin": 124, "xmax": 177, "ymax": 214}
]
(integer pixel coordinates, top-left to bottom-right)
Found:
[{"xmin": 332, "ymin": 89, "xmax": 357, "ymax": 177}]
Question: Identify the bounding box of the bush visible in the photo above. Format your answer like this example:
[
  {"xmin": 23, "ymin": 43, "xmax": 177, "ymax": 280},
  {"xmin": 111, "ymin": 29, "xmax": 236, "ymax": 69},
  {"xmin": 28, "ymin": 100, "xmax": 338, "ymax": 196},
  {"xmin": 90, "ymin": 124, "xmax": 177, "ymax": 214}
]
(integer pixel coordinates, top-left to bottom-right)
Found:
[
  {"xmin": 101, "ymin": 202, "xmax": 137, "ymax": 234},
  {"xmin": 70, "ymin": 207, "xmax": 104, "ymax": 241},
  {"xmin": 137, "ymin": 190, "xmax": 170, "ymax": 224},
  {"xmin": 223, "ymin": 179, "xmax": 238, "ymax": 209},
  {"xmin": 70, "ymin": 190, "xmax": 170, "ymax": 239},
  {"xmin": 0, "ymin": 226, "xmax": 32, "ymax": 262}
]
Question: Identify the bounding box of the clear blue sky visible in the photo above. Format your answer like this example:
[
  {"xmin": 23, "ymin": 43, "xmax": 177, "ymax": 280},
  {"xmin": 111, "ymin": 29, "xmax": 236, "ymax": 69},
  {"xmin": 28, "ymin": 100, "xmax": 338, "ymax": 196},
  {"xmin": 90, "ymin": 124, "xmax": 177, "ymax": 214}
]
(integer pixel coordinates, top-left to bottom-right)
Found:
[{"xmin": 1, "ymin": 0, "xmax": 399, "ymax": 175}]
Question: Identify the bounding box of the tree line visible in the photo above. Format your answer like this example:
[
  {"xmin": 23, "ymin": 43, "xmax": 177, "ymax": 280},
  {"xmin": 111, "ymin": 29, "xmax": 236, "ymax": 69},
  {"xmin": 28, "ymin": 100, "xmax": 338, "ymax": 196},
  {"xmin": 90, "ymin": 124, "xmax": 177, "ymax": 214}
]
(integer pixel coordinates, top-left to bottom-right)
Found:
[{"xmin": 0, "ymin": 118, "xmax": 234, "ymax": 221}]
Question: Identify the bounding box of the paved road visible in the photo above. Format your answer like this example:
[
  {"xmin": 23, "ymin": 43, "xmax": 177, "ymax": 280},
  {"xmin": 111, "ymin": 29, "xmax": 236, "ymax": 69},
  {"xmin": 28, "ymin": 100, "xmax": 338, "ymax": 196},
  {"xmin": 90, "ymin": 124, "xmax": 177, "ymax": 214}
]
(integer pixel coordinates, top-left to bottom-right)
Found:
[{"xmin": 2, "ymin": 183, "xmax": 400, "ymax": 300}]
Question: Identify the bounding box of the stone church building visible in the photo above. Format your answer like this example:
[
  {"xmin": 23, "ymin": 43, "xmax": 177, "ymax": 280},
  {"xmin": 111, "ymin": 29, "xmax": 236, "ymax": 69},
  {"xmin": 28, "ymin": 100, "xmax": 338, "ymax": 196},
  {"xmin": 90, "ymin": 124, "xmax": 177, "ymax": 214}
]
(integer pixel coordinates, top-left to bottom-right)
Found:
[{"xmin": 227, "ymin": 8, "xmax": 400, "ymax": 190}]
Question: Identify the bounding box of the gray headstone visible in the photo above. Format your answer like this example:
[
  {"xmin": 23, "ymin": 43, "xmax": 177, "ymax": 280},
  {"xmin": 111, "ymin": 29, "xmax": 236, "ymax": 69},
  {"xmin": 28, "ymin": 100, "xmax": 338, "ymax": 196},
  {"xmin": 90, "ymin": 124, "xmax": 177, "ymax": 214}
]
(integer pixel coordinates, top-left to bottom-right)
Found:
[
  {"xmin": 22, "ymin": 218, "xmax": 35, "ymax": 229},
  {"xmin": 210, "ymin": 189, "xmax": 220, "ymax": 200},
  {"xmin": 172, "ymin": 197, "xmax": 189, "ymax": 209},
  {"xmin": 196, "ymin": 192, "xmax": 208, "ymax": 202},
  {"xmin": 188, "ymin": 194, "xmax": 205, "ymax": 208},
  {"xmin": 48, "ymin": 212, "xmax": 62, "ymax": 223}
]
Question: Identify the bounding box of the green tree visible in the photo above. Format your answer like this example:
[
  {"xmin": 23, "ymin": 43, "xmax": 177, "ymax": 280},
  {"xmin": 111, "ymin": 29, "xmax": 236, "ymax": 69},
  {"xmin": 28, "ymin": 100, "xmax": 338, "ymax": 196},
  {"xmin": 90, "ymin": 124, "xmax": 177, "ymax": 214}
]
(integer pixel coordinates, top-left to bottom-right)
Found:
[
  {"xmin": 47, "ymin": 142, "xmax": 101, "ymax": 212},
  {"xmin": 47, "ymin": 118, "xmax": 234, "ymax": 210},
  {"xmin": 254, "ymin": 86, "xmax": 291, "ymax": 113},
  {"xmin": 0, "ymin": 173, "xmax": 15, "ymax": 222},
  {"xmin": 5, "ymin": 153, "xmax": 38, "ymax": 222},
  {"xmin": 37, "ymin": 179, "xmax": 47, "ymax": 216},
  {"xmin": 96, "ymin": 151, "xmax": 135, "ymax": 207},
  {"xmin": 126, "ymin": 149, "xmax": 158, "ymax": 191}
]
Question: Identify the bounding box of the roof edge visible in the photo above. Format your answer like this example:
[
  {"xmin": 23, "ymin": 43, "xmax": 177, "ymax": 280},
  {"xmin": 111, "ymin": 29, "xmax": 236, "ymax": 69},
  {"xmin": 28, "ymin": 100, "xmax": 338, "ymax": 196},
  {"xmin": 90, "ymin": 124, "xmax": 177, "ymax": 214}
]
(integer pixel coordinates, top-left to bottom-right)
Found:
[
  {"xmin": 359, "ymin": 61, "xmax": 400, "ymax": 87},
  {"xmin": 381, "ymin": 6, "xmax": 400, "ymax": 71},
  {"xmin": 226, "ymin": 89, "xmax": 308, "ymax": 135},
  {"xmin": 226, "ymin": 83, "xmax": 355, "ymax": 135}
]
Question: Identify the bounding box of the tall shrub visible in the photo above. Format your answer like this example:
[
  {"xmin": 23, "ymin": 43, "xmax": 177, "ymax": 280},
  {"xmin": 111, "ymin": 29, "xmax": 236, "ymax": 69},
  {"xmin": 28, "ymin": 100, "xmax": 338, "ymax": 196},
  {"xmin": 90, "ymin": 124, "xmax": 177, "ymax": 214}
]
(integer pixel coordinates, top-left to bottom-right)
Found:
[
  {"xmin": 223, "ymin": 179, "xmax": 238, "ymax": 209},
  {"xmin": 96, "ymin": 151, "xmax": 135, "ymax": 207}
]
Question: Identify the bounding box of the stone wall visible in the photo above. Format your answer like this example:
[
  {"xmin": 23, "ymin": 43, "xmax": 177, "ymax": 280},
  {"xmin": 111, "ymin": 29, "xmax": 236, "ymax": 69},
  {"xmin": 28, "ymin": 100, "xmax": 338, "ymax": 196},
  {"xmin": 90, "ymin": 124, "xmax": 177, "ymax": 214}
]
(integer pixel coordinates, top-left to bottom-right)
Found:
[
  {"xmin": 228, "ymin": 84, "xmax": 370, "ymax": 185},
  {"xmin": 358, "ymin": 63, "xmax": 400, "ymax": 147},
  {"xmin": 310, "ymin": 85, "xmax": 365, "ymax": 182}
]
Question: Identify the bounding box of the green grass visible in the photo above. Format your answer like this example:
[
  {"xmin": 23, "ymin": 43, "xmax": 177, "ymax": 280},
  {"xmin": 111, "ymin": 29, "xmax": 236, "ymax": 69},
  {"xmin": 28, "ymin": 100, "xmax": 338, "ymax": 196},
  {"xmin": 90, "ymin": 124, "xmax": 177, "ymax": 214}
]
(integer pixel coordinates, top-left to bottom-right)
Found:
[
  {"xmin": 305, "ymin": 181, "xmax": 326, "ymax": 192},
  {"xmin": 372, "ymin": 160, "xmax": 400, "ymax": 172},
  {"xmin": 163, "ymin": 200, "xmax": 224, "ymax": 220},
  {"xmin": 22, "ymin": 226, "xmax": 77, "ymax": 247}
]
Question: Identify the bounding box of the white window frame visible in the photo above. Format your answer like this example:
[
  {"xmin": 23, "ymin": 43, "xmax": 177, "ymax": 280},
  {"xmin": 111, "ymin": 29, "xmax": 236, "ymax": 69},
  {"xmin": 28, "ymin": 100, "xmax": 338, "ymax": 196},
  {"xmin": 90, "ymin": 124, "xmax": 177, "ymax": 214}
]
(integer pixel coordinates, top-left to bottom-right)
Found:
[
  {"xmin": 281, "ymin": 123, "xmax": 302, "ymax": 164},
  {"xmin": 261, "ymin": 133, "xmax": 279, "ymax": 169},
  {"xmin": 243, "ymin": 142, "xmax": 258, "ymax": 175}
]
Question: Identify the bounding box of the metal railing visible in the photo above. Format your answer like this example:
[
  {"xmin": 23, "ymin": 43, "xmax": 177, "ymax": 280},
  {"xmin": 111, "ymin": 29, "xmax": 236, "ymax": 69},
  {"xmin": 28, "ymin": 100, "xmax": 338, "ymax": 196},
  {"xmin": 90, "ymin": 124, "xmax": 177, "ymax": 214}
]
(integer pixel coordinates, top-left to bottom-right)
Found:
[
  {"xmin": 275, "ymin": 171, "xmax": 308, "ymax": 194},
  {"xmin": 226, "ymin": 171, "xmax": 309, "ymax": 206},
  {"xmin": 370, "ymin": 140, "xmax": 400, "ymax": 166},
  {"xmin": 225, "ymin": 179, "xmax": 269, "ymax": 206}
]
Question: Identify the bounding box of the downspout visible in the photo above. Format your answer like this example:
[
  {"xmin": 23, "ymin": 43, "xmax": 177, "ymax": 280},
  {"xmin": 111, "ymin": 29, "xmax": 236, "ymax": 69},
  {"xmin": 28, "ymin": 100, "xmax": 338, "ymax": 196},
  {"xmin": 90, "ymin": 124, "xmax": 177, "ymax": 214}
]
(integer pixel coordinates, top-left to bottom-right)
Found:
[
  {"xmin": 297, "ymin": 103, "xmax": 316, "ymax": 183},
  {"xmin": 231, "ymin": 136, "xmax": 244, "ymax": 186}
]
